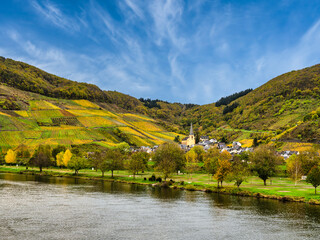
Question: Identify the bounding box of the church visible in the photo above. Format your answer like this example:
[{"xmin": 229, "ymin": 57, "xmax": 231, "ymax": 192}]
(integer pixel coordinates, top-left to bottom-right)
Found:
[{"xmin": 181, "ymin": 123, "xmax": 195, "ymax": 147}]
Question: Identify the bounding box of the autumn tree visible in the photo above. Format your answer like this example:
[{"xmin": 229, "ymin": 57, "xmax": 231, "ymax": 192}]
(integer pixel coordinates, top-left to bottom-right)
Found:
[
  {"xmin": 56, "ymin": 151, "xmax": 64, "ymax": 167},
  {"xmin": 204, "ymin": 147, "xmax": 220, "ymax": 180},
  {"xmin": 215, "ymin": 159, "xmax": 231, "ymax": 187},
  {"xmin": 249, "ymin": 145, "xmax": 281, "ymax": 186},
  {"xmin": 287, "ymin": 154, "xmax": 303, "ymax": 186},
  {"xmin": 127, "ymin": 152, "xmax": 147, "ymax": 178},
  {"xmin": 5, "ymin": 149, "xmax": 16, "ymax": 164},
  {"xmin": 52, "ymin": 145, "xmax": 67, "ymax": 163},
  {"xmin": 229, "ymin": 158, "xmax": 250, "ymax": 189},
  {"xmin": 191, "ymin": 145, "xmax": 205, "ymax": 162},
  {"xmin": 185, "ymin": 150, "xmax": 199, "ymax": 179},
  {"xmin": 56, "ymin": 149, "xmax": 72, "ymax": 167},
  {"xmin": 63, "ymin": 149, "xmax": 72, "ymax": 166},
  {"xmin": 153, "ymin": 142, "xmax": 185, "ymax": 180},
  {"xmin": 298, "ymin": 149, "xmax": 320, "ymax": 175},
  {"xmin": 30, "ymin": 144, "xmax": 52, "ymax": 172},
  {"xmin": 100, "ymin": 149, "xmax": 124, "ymax": 178},
  {"xmin": 117, "ymin": 142, "xmax": 130, "ymax": 155},
  {"xmin": 67, "ymin": 155, "xmax": 88, "ymax": 175},
  {"xmin": 16, "ymin": 144, "xmax": 31, "ymax": 169},
  {"xmin": 306, "ymin": 166, "xmax": 320, "ymax": 194}
]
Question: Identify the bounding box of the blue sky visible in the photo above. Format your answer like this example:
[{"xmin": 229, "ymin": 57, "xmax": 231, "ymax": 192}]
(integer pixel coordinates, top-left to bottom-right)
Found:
[{"xmin": 1, "ymin": 0, "xmax": 320, "ymax": 104}]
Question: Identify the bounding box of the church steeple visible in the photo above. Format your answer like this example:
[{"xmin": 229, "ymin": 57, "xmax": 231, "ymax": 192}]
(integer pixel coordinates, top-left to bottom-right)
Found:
[{"xmin": 190, "ymin": 123, "xmax": 194, "ymax": 136}]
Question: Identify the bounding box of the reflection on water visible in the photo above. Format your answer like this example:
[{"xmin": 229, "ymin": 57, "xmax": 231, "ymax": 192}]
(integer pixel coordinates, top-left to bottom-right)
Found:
[{"xmin": 1, "ymin": 173, "xmax": 320, "ymax": 240}]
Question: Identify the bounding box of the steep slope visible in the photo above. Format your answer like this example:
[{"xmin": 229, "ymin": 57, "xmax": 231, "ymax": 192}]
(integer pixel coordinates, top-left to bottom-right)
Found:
[
  {"xmin": 185, "ymin": 64, "xmax": 320, "ymax": 143},
  {"xmin": 0, "ymin": 85, "xmax": 184, "ymax": 150}
]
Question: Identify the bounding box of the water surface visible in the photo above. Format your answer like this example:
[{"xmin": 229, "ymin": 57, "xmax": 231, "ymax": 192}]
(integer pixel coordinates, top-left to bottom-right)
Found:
[{"xmin": 1, "ymin": 173, "xmax": 320, "ymax": 240}]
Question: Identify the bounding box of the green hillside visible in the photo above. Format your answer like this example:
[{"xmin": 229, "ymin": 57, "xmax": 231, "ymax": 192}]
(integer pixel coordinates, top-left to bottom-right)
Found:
[
  {"xmin": 183, "ymin": 64, "xmax": 320, "ymax": 144},
  {"xmin": 0, "ymin": 85, "xmax": 184, "ymax": 151},
  {"xmin": 2, "ymin": 56, "xmax": 320, "ymax": 150}
]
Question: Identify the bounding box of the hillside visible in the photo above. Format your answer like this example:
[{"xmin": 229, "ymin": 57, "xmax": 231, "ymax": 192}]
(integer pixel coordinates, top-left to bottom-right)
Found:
[
  {"xmin": 184, "ymin": 64, "xmax": 320, "ymax": 144},
  {"xmin": 2, "ymin": 56, "xmax": 320, "ymax": 149},
  {"xmin": 0, "ymin": 57, "xmax": 194, "ymax": 133},
  {"xmin": 0, "ymin": 85, "xmax": 185, "ymax": 151}
]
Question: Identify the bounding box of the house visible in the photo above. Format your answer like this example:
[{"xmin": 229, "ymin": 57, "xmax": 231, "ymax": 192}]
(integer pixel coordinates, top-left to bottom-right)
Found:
[
  {"xmin": 209, "ymin": 138, "xmax": 218, "ymax": 143},
  {"xmin": 232, "ymin": 141, "xmax": 242, "ymax": 150},
  {"xmin": 140, "ymin": 146, "xmax": 152, "ymax": 153},
  {"xmin": 218, "ymin": 142, "xmax": 227, "ymax": 149},
  {"xmin": 181, "ymin": 123, "xmax": 195, "ymax": 147},
  {"xmin": 200, "ymin": 136, "xmax": 209, "ymax": 142}
]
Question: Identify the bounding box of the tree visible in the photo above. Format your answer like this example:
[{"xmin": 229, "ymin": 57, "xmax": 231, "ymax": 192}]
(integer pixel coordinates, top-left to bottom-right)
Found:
[
  {"xmin": 298, "ymin": 149, "xmax": 320, "ymax": 175},
  {"xmin": 191, "ymin": 145, "xmax": 205, "ymax": 162},
  {"xmin": 117, "ymin": 142, "xmax": 130, "ymax": 155},
  {"xmin": 5, "ymin": 149, "xmax": 16, "ymax": 164},
  {"xmin": 204, "ymin": 148, "xmax": 220, "ymax": 180},
  {"xmin": 215, "ymin": 159, "xmax": 231, "ymax": 187},
  {"xmin": 88, "ymin": 151, "xmax": 101, "ymax": 171},
  {"xmin": 185, "ymin": 150, "xmax": 199, "ymax": 179},
  {"xmin": 56, "ymin": 151, "xmax": 65, "ymax": 167},
  {"xmin": 96, "ymin": 152, "xmax": 108, "ymax": 177},
  {"xmin": 16, "ymin": 144, "xmax": 31, "ymax": 169},
  {"xmin": 153, "ymin": 142, "xmax": 185, "ymax": 180},
  {"xmin": 63, "ymin": 149, "xmax": 72, "ymax": 167},
  {"xmin": 102, "ymin": 149, "xmax": 124, "ymax": 178},
  {"xmin": 67, "ymin": 155, "xmax": 88, "ymax": 175},
  {"xmin": 127, "ymin": 152, "xmax": 147, "ymax": 178},
  {"xmin": 306, "ymin": 166, "xmax": 320, "ymax": 194},
  {"xmin": 229, "ymin": 159, "xmax": 250, "ymax": 189},
  {"xmin": 249, "ymin": 145, "xmax": 281, "ymax": 186},
  {"xmin": 174, "ymin": 135, "xmax": 180, "ymax": 143},
  {"xmin": 30, "ymin": 145, "xmax": 52, "ymax": 172},
  {"xmin": 287, "ymin": 154, "xmax": 303, "ymax": 186},
  {"xmin": 52, "ymin": 145, "xmax": 67, "ymax": 162},
  {"xmin": 220, "ymin": 150, "xmax": 232, "ymax": 161}
]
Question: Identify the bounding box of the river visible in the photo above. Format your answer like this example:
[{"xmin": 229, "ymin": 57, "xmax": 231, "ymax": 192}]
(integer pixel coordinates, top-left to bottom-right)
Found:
[{"xmin": 0, "ymin": 173, "xmax": 320, "ymax": 239}]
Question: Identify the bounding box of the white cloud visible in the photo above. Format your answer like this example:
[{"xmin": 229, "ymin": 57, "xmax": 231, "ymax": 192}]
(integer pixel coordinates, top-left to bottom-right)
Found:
[
  {"xmin": 31, "ymin": 0, "xmax": 81, "ymax": 32},
  {"xmin": 124, "ymin": 0, "xmax": 144, "ymax": 20}
]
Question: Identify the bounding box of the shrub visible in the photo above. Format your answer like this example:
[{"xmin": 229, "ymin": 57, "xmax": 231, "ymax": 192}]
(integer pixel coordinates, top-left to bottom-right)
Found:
[{"xmin": 148, "ymin": 174, "xmax": 156, "ymax": 181}]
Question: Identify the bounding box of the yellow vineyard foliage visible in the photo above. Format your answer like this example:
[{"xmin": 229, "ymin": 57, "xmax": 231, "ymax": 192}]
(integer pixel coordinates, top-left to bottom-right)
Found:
[
  {"xmin": 73, "ymin": 100, "xmax": 100, "ymax": 109},
  {"xmin": 14, "ymin": 111, "xmax": 29, "ymax": 118},
  {"xmin": 78, "ymin": 117, "xmax": 115, "ymax": 127},
  {"xmin": 131, "ymin": 121, "xmax": 163, "ymax": 131}
]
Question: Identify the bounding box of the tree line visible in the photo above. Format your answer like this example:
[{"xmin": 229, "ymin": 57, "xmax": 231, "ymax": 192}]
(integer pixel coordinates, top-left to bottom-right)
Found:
[
  {"xmin": 215, "ymin": 88, "xmax": 252, "ymax": 107},
  {"xmin": 2, "ymin": 142, "xmax": 320, "ymax": 194}
]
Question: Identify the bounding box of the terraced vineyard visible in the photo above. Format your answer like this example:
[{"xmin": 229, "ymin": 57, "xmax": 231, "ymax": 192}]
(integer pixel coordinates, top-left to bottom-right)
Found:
[{"xmin": 0, "ymin": 94, "xmax": 183, "ymax": 150}]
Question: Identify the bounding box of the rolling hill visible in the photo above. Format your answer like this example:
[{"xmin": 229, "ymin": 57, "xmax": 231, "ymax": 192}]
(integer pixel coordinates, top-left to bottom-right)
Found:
[
  {"xmin": 0, "ymin": 84, "xmax": 185, "ymax": 151},
  {"xmin": 2, "ymin": 56, "xmax": 320, "ymax": 151}
]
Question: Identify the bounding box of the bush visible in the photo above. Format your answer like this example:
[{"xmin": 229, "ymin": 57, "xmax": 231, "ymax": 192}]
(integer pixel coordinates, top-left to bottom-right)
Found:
[
  {"xmin": 148, "ymin": 174, "xmax": 156, "ymax": 181},
  {"xmin": 156, "ymin": 177, "xmax": 162, "ymax": 182}
]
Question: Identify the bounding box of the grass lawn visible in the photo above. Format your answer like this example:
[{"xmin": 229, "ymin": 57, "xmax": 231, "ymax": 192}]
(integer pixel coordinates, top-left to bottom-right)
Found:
[{"xmin": 1, "ymin": 165, "xmax": 320, "ymax": 202}]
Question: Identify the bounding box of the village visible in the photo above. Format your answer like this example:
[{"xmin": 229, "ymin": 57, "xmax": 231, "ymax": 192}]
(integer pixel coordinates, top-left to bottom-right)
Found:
[{"xmin": 134, "ymin": 124, "xmax": 299, "ymax": 161}]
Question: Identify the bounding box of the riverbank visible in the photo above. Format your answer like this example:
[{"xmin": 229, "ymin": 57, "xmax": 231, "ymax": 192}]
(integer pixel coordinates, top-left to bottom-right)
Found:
[{"xmin": 1, "ymin": 166, "xmax": 320, "ymax": 205}]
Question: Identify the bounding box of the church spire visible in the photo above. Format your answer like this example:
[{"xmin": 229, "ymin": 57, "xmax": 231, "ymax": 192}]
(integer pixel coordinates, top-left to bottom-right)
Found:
[{"xmin": 190, "ymin": 123, "xmax": 194, "ymax": 136}]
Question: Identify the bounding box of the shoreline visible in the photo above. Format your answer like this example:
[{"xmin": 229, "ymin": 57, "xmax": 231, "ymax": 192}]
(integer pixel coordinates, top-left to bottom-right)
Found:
[{"xmin": 1, "ymin": 169, "xmax": 320, "ymax": 205}]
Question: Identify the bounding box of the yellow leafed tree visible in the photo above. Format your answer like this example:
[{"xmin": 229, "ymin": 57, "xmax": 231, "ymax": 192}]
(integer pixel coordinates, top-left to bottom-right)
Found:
[
  {"xmin": 56, "ymin": 151, "xmax": 65, "ymax": 167},
  {"xmin": 63, "ymin": 149, "xmax": 72, "ymax": 167},
  {"xmin": 5, "ymin": 149, "xmax": 16, "ymax": 164}
]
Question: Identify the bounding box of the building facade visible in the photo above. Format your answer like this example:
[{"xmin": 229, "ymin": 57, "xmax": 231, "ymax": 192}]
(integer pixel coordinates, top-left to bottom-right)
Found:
[{"xmin": 181, "ymin": 123, "xmax": 195, "ymax": 147}]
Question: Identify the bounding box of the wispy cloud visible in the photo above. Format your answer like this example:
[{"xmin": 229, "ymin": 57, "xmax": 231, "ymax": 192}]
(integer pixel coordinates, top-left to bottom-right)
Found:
[
  {"xmin": 31, "ymin": 0, "xmax": 81, "ymax": 32},
  {"xmin": 124, "ymin": 0, "xmax": 144, "ymax": 20},
  {"xmin": 1, "ymin": 0, "xmax": 320, "ymax": 104}
]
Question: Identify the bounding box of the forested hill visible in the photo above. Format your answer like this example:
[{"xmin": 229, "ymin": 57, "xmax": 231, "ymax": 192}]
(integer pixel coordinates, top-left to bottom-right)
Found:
[
  {"xmin": 0, "ymin": 57, "xmax": 197, "ymax": 120},
  {"xmin": 184, "ymin": 63, "xmax": 320, "ymax": 143},
  {"xmin": 3, "ymin": 56, "xmax": 320, "ymax": 144}
]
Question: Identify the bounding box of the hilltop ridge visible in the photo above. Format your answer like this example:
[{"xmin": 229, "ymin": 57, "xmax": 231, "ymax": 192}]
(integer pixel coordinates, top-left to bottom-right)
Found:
[{"xmin": 2, "ymin": 57, "xmax": 320, "ymax": 149}]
